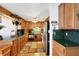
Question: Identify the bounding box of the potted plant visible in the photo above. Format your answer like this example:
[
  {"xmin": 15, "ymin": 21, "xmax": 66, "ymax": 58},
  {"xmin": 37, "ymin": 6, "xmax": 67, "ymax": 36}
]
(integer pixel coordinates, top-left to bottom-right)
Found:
[{"xmin": 0, "ymin": 25, "xmax": 5, "ymax": 30}]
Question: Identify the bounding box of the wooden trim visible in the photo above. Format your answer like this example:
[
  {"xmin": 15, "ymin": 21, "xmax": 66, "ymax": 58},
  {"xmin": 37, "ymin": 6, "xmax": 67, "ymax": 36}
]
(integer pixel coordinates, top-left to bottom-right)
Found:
[
  {"xmin": 0, "ymin": 6, "xmax": 14, "ymax": 18},
  {"xmin": 44, "ymin": 16, "xmax": 50, "ymax": 22}
]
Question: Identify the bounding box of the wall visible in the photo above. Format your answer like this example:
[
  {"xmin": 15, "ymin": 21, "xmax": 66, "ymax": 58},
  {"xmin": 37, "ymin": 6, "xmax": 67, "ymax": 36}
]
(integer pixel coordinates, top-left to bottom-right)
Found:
[
  {"xmin": 0, "ymin": 14, "xmax": 16, "ymax": 39},
  {"xmin": 38, "ymin": 9, "xmax": 49, "ymax": 19},
  {"xmin": 50, "ymin": 4, "xmax": 59, "ymax": 30},
  {"xmin": 0, "ymin": 6, "xmax": 28, "ymax": 39},
  {"xmin": 49, "ymin": 3, "xmax": 60, "ymax": 55}
]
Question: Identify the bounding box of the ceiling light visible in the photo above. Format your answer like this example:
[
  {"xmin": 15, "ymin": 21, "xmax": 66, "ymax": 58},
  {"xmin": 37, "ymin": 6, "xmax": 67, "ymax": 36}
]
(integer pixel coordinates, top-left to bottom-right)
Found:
[
  {"xmin": 32, "ymin": 18, "xmax": 38, "ymax": 23},
  {"xmin": 32, "ymin": 20, "xmax": 37, "ymax": 23}
]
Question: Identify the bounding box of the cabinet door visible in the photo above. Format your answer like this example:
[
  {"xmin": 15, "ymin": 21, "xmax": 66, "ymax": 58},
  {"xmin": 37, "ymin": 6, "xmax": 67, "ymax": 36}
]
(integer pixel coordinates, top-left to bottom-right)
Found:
[
  {"xmin": 74, "ymin": 4, "xmax": 79, "ymax": 29},
  {"xmin": 17, "ymin": 38, "xmax": 21, "ymax": 53},
  {"xmin": 3, "ymin": 50, "xmax": 11, "ymax": 56},
  {"xmin": 20, "ymin": 37, "xmax": 23, "ymax": 49},
  {"xmin": 11, "ymin": 39, "xmax": 18, "ymax": 56},
  {"xmin": 53, "ymin": 40, "xmax": 65, "ymax": 56},
  {"xmin": 3, "ymin": 46, "xmax": 11, "ymax": 56},
  {"xmin": 64, "ymin": 3, "xmax": 75, "ymax": 29},
  {"xmin": 58, "ymin": 4, "xmax": 65, "ymax": 29}
]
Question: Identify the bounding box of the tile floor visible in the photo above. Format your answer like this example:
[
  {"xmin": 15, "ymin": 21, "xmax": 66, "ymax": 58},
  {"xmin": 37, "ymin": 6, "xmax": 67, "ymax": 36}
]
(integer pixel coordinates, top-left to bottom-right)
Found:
[{"xmin": 18, "ymin": 41, "xmax": 46, "ymax": 56}]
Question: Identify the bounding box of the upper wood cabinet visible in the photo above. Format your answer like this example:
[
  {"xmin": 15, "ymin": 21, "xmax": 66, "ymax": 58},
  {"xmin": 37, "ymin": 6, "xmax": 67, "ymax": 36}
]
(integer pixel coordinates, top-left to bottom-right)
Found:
[
  {"xmin": 58, "ymin": 3, "xmax": 79, "ymax": 29},
  {"xmin": 64, "ymin": 4, "xmax": 75, "ymax": 29},
  {"xmin": 74, "ymin": 4, "xmax": 79, "ymax": 29},
  {"xmin": 58, "ymin": 4, "xmax": 65, "ymax": 29},
  {"xmin": 28, "ymin": 21, "xmax": 44, "ymax": 29}
]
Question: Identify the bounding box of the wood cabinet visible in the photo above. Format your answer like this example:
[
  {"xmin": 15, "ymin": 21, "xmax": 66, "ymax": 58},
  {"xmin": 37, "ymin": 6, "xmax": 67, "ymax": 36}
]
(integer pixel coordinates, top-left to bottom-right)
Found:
[
  {"xmin": 0, "ymin": 45, "xmax": 11, "ymax": 56},
  {"xmin": 34, "ymin": 33, "xmax": 42, "ymax": 41},
  {"xmin": 0, "ymin": 35, "xmax": 28, "ymax": 56},
  {"xmin": 0, "ymin": 6, "xmax": 14, "ymax": 18},
  {"xmin": 74, "ymin": 4, "xmax": 79, "ymax": 29},
  {"xmin": 53, "ymin": 40, "xmax": 65, "ymax": 56},
  {"xmin": 35, "ymin": 22, "xmax": 44, "ymax": 28},
  {"xmin": 22, "ymin": 35, "xmax": 28, "ymax": 45},
  {"xmin": 64, "ymin": 4, "xmax": 75, "ymax": 29},
  {"xmin": 17, "ymin": 37, "xmax": 21, "ymax": 53},
  {"xmin": 17, "ymin": 35, "xmax": 28, "ymax": 53},
  {"xmin": 20, "ymin": 19, "xmax": 29, "ymax": 35},
  {"xmin": 21, "ymin": 35, "xmax": 28, "ymax": 48},
  {"xmin": 21, "ymin": 19, "xmax": 26, "ymax": 29},
  {"xmin": 58, "ymin": 3, "xmax": 79, "ymax": 29},
  {"xmin": 53, "ymin": 40, "xmax": 79, "ymax": 56},
  {"xmin": 10, "ymin": 39, "xmax": 18, "ymax": 56},
  {"xmin": 58, "ymin": 4, "xmax": 65, "ymax": 29},
  {"xmin": 28, "ymin": 21, "xmax": 44, "ymax": 29}
]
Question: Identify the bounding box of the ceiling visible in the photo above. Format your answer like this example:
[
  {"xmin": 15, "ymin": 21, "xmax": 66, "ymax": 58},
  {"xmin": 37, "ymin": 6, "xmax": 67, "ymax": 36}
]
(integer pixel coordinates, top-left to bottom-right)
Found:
[{"xmin": 0, "ymin": 3, "xmax": 59, "ymax": 21}]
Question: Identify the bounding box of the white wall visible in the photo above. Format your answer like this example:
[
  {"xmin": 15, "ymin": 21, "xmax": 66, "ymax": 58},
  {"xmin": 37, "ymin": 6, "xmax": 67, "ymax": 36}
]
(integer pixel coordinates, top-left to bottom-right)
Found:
[
  {"xmin": 50, "ymin": 3, "xmax": 59, "ymax": 30},
  {"xmin": 38, "ymin": 9, "xmax": 49, "ymax": 19},
  {"xmin": 50, "ymin": 4, "xmax": 59, "ymax": 21},
  {"xmin": 0, "ymin": 14, "xmax": 16, "ymax": 38},
  {"xmin": 49, "ymin": 3, "xmax": 59, "ymax": 55}
]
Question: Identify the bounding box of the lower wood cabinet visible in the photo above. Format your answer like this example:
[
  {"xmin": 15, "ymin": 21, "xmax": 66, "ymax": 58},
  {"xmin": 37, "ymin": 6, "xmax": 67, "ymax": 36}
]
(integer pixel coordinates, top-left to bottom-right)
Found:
[
  {"xmin": 23, "ymin": 35, "xmax": 28, "ymax": 45},
  {"xmin": 17, "ymin": 37, "xmax": 21, "ymax": 53},
  {"xmin": 0, "ymin": 34, "xmax": 28, "ymax": 56},
  {"xmin": 20, "ymin": 37, "xmax": 23, "ymax": 49},
  {"xmin": 34, "ymin": 33, "xmax": 42, "ymax": 41},
  {"xmin": 53, "ymin": 40, "xmax": 65, "ymax": 56},
  {"xmin": 20, "ymin": 35, "xmax": 28, "ymax": 49},
  {"xmin": 21, "ymin": 36, "xmax": 25, "ymax": 48},
  {"xmin": 53, "ymin": 40, "xmax": 79, "ymax": 56},
  {"xmin": 0, "ymin": 45, "xmax": 11, "ymax": 56},
  {"xmin": 17, "ymin": 35, "xmax": 28, "ymax": 54},
  {"xmin": 10, "ymin": 39, "xmax": 18, "ymax": 56}
]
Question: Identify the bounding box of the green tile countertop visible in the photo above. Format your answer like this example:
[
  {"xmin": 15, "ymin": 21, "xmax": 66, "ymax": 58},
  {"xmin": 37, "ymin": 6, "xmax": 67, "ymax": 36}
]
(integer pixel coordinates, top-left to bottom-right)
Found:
[
  {"xmin": 53, "ymin": 29, "xmax": 79, "ymax": 47},
  {"xmin": 54, "ymin": 39, "xmax": 79, "ymax": 47}
]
